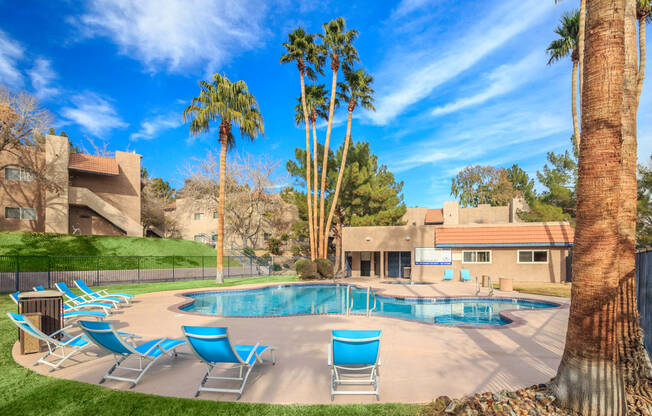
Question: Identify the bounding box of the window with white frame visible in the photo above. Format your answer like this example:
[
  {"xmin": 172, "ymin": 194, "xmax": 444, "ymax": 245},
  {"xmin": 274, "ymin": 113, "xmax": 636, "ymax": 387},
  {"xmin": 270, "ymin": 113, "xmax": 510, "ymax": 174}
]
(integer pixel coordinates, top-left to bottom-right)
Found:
[
  {"xmin": 462, "ymin": 250, "xmax": 491, "ymax": 264},
  {"xmin": 213, "ymin": 212, "xmax": 218, "ymax": 219},
  {"xmin": 518, "ymin": 250, "xmax": 548, "ymax": 263},
  {"xmin": 194, "ymin": 234, "xmax": 207, "ymax": 242},
  {"xmin": 193, "ymin": 213, "xmax": 204, "ymax": 220},
  {"xmin": 5, "ymin": 167, "xmax": 33, "ymax": 182},
  {"xmin": 5, "ymin": 207, "xmax": 36, "ymax": 220}
]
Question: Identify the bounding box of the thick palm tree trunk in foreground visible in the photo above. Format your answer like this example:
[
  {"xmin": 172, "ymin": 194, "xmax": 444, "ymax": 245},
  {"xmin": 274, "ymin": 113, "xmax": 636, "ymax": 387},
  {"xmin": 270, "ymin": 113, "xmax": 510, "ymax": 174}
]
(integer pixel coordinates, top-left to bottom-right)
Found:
[
  {"xmin": 216, "ymin": 133, "xmax": 228, "ymax": 283},
  {"xmin": 617, "ymin": 0, "xmax": 652, "ymax": 394},
  {"xmin": 549, "ymin": 1, "xmax": 627, "ymax": 414}
]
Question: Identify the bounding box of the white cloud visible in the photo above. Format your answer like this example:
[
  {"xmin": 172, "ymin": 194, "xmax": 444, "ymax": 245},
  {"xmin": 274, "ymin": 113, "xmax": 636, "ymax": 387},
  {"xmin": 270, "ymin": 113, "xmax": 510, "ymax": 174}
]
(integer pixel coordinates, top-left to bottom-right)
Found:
[
  {"xmin": 60, "ymin": 93, "xmax": 127, "ymax": 136},
  {"xmin": 76, "ymin": 0, "xmax": 267, "ymax": 73},
  {"xmin": 27, "ymin": 58, "xmax": 60, "ymax": 100},
  {"xmin": 430, "ymin": 51, "xmax": 542, "ymax": 116},
  {"xmin": 368, "ymin": 0, "xmax": 555, "ymax": 125},
  {"xmin": 391, "ymin": 0, "xmax": 435, "ymax": 19},
  {"xmin": 0, "ymin": 29, "xmax": 24, "ymax": 87},
  {"xmin": 130, "ymin": 113, "xmax": 183, "ymax": 141}
]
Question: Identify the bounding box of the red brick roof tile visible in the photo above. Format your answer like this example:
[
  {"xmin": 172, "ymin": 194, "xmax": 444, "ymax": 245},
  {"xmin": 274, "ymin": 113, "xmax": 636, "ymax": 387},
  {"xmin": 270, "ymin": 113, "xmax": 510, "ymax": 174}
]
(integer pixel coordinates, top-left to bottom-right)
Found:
[
  {"xmin": 68, "ymin": 153, "xmax": 119, "ymax": 176},
  {"xmin": 435, "ymin": 223, "xmax": 574, "ymax": 246}
]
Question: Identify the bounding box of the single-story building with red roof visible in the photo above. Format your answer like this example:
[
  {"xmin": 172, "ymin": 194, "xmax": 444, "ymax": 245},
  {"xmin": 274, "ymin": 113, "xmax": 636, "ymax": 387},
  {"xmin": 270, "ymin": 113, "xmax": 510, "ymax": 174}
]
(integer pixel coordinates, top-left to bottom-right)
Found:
[{"xmin": 342, "ymin": 199, "xmax": 574, "ymax": 283}]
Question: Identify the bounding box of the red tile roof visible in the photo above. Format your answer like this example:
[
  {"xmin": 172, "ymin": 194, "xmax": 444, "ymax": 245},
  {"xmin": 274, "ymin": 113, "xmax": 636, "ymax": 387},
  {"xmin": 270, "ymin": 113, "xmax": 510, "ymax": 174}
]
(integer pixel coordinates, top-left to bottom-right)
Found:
[
  {"xmin": 68, "ymin": 153, "xmax": 119, "ymax": 176},
  {"xmin": 435, "ymin": 223, "xmax": 574, "ymax": 246},
  {"xmin": 424, "ymin": 208, "xmax": 443, "ymax": 224}
]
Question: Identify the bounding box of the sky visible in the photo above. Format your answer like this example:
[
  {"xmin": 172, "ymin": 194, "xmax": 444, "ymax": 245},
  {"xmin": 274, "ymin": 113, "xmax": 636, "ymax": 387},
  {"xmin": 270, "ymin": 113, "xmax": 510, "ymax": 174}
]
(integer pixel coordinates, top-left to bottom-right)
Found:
[{"xmin": 1, "ymin": 0, "xmax": 650, "ymax": 208}]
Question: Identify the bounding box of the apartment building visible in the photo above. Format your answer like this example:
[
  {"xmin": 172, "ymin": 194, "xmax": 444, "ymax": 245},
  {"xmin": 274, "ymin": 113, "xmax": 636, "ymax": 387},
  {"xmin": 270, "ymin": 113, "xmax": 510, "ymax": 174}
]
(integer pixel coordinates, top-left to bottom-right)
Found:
[
  {"xmin": 0, "ymin": 135, "xmax": 142, "ymax": 236},
  {"xmin": 343, "ymin": 199, "xmax": 574, "ymax": 283}
]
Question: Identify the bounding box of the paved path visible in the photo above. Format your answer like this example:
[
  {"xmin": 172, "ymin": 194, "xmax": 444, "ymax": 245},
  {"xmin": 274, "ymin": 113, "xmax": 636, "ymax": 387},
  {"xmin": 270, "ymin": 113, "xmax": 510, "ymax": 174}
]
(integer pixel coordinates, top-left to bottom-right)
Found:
[{"xmin": 12, "ymin": 280, "xmax": 569, "ymax": 404}]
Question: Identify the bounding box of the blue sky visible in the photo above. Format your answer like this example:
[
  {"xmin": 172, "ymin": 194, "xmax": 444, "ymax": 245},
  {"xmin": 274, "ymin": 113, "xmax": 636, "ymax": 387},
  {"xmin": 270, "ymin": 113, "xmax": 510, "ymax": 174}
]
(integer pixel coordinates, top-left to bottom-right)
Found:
[{"xmin": 1, "ymin": 0, "xmax": 650, "ymax": 208}]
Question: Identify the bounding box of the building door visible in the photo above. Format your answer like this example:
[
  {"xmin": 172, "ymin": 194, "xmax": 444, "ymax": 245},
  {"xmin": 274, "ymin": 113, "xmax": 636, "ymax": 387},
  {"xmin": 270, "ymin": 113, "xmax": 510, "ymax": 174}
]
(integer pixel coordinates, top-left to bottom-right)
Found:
[
  {"xmin": 387, "ymin": 251, "xmax": 411, "ymax": 278},
  {"xmin": 360, "ymin": 260, "xmax": 371, "ymax": 277},
  {"xmin": 346, "ymin": 255, "xmax": 352, "ymax": 278}
]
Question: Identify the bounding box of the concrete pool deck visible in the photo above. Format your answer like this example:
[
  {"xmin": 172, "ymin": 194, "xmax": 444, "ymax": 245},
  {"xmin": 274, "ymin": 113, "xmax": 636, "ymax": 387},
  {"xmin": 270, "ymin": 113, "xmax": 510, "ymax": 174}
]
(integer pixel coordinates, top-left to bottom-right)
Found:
[{"xmin": 12, "ymin": 279, "xmax": 570, "ymax": 404}]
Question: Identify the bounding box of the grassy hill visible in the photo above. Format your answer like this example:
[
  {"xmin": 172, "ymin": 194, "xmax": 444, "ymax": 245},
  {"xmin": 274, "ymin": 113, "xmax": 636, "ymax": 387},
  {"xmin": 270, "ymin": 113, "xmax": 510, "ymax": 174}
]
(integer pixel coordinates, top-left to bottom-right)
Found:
[{"xmin": 0, "ymin": 231, "xmax": 219, "ymax": 257}]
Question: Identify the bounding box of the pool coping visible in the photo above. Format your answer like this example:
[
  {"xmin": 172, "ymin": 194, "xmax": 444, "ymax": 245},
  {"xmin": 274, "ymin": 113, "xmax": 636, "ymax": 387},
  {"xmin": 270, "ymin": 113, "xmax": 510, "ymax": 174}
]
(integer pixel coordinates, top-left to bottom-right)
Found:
[{"xmin": 170, "ymin": 281, "xmax": 567, "ymax": 330}]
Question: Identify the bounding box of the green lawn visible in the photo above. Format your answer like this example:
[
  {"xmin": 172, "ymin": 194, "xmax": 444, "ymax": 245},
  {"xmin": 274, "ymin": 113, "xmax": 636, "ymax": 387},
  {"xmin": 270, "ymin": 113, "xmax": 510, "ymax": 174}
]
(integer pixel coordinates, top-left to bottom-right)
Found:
[
  {"xmin": 0, "ymin": 276, "xmax": 418, "ymax": 416},
  {"xmin": 493, "ymin": 282, "xmax": 572, "ymax": 298},
  {"xmin": 0, "ymin": 231, "xmax": 240, "ymax": 271}
]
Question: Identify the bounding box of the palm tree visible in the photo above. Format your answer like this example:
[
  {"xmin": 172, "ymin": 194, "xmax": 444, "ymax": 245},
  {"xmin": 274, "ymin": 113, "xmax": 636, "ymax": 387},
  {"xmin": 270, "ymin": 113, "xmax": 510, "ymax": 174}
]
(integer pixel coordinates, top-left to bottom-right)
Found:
[
  {"xmin": 318, "ymin": 17, "xmax": 359, "ymax": 258},
  {"xmin": 549, "ymin": 2, "xmax": 628, "ymax": 414},
  {"xmin": 323, "ymin": 68, "xmax": 375, "ymax": 250},
  {"xmin": 547, "ymin": 11, "xmax": 580, "ymax": 151},
  {"xmin": 637, "ymin": 0, "xmax": 651, "ymax": 104},
  {"xmin": 281, "ymin": 28, "xmax": 325, "ymax": 260},
  {"xmin": 183, "ymin": 74, "xmax": 264, "ymax": 283},
  {"xmin": 295, "ymin": 84, "xmax": 329, "ymax": 251}
]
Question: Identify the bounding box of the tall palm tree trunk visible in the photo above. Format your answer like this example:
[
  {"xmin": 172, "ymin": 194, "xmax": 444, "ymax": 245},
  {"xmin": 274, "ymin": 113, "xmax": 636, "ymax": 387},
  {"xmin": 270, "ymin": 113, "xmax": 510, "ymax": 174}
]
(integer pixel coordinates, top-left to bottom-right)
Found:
[
  {"xmin": 324, "ymin": 105, "xmax": 353, "ymax": 253},
  {"xmin": 636, "ymin": 15, "xmax": 647, "ymax": 105},
  {"xmin": 549, "ymin": 0, "xmax": 627, "ymax": 414},
  {"xmin": 311, "ymin": 117, "xmax": 319, "ymax": 256},
  {"xmin": 571, "ymin": 59, "xmax": 580, "ymax": 150},
  {"xmin": 579, "ymin": 0, "xmax": 586, "ymax": 108},
  {"xmin": 319, "ymin": 62, "xmax": 339, "ymax": 258},
  {"xmin": 617, "ymin": 0, "xmax": 652, "ymax": 390},
  {"xmin": 216, "ymin": 132, "xmax": 228, "ymax": 283},
  {"xmin": 299, "ymin": 70, "xmax": 316, "ymax": 260}
]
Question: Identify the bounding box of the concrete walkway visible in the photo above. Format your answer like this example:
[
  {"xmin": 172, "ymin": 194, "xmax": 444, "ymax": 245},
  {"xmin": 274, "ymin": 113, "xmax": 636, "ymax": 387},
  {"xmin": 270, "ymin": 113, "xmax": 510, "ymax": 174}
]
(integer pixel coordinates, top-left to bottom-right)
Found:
[{"xmin": 12, "ymin": 280, "xmax": 569, "ymax": 404}]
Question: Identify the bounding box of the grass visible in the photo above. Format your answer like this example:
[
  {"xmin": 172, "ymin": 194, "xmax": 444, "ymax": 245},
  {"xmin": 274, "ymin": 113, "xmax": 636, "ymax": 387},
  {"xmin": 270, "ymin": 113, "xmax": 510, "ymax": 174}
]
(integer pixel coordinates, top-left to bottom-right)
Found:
[
  {"xmin": 493, "ymin": 282, "xmax": 571, "ymax": 298},
  {"xmin": 0, "ymin": 276, "xmax": 419, "ymax": 416},
  {"xmin": 0, "ymin": 231, "xmax": 240, "ymax": 271}
]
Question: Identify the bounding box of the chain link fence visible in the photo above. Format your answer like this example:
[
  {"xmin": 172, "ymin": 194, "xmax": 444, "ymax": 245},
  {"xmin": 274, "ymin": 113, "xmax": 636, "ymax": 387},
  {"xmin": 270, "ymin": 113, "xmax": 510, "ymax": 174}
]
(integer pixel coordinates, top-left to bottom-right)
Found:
[{"xmin": 0, "ymin": 254, "xmax": 332, "ymax": 292}]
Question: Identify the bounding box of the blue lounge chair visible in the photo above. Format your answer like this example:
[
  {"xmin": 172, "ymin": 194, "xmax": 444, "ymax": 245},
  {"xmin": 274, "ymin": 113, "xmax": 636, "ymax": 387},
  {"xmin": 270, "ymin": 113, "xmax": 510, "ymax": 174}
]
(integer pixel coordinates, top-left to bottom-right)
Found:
[
  {"xmin": 79, "ymin": 320, "xmax": 186, "ymax": 388},
  {"xmin": 74, "ymin": 280, "xmax": 133, "ymax": 304},
  {"xmin": 55, "ymin": 282, "xmax": 122, "ymax": 308},
  {"xmin": 182, "ymin": 326, "xmax": 276, "ymax": 399},
  {"xmin": 460, "ymin": 269, "xmax": 473, "ymax": 281},
  {"xmin": 443, "ymin": 269, "xmax": 454, "ymax": 281},
  {"xmin": 34, "ymin": 285, "xmax": 112, "ymax": 314},
  {"xmin": 11, "ymin": 290, "xmax": 107, "ymax": 321},
  {"xmin": 7, "ymin": 312, "xmax": 91, "ymax": 371},
  {"xmin": 329, "ymin": 330, "xmax": 382, "ymax": 400}
]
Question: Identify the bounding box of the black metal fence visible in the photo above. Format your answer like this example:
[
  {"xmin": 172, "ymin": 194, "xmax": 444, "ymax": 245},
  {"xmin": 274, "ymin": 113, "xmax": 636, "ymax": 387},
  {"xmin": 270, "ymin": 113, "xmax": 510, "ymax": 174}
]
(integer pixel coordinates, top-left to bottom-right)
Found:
[
  {"xmin": 636, "ymin": 248, "xmax": 651, "ymax": 357},
  {"xmin": 0, "ymin": 254, "xmax": 310, "ymax": 292}
]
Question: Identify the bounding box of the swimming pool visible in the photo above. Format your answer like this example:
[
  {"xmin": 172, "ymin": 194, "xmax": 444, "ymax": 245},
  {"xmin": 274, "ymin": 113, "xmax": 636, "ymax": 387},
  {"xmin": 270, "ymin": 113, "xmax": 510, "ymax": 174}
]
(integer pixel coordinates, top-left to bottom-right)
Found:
[{"xmin": 180, "ymin": 284, "xmax": 558, "ymax": 327}]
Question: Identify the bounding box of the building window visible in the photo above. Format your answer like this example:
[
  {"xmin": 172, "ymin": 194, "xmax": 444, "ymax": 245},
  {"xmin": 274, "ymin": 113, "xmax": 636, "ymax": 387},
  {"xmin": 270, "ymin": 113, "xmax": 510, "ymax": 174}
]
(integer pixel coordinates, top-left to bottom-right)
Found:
[
  {"xmin": 194, "ymin": 234, "xmax": 207, "ymax": 242},
  {"xmin": 5, "ymin": 167, "xmax": 33, "ymax": 182},
  {"xmin": 518, "ymin": 250, "xmax": 548, "ymax": 264},
  {"xmin": 194, "ymin": 213, "xmax": 204, "ymax": 220},
  {"xmin": 213, "ymin": 212, "xmax": 218, "ymax": 219},
  {"xmin": 462, "ymin": 250, "xmax": 491, "ymax": 264},
  {"xmin": 5, "ymin": 207, "xmax": 36, "ymax": 220}
]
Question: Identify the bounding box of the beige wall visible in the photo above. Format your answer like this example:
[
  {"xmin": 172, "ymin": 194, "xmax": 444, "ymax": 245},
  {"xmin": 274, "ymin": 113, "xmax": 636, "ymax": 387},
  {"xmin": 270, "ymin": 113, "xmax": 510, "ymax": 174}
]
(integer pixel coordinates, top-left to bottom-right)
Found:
[
  {"xmin": 459, "ymin": 204, "xmax": 510, "ymax": 224},
  {"xmin": 345, "ymin": 246, "xmax": 569, "ymax": 283},
  {"xmin": 0, "ymin": 144, "xmax": 46, "ymax": 232},
  {"xmin": 69, "ymin": 205, "xmax": 124, "ymax": 236}
]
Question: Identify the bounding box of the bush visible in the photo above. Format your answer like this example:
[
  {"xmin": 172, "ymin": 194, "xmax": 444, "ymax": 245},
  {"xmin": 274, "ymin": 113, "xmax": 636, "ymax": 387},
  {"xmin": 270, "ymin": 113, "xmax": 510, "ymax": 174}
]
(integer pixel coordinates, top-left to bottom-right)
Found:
[
  {"xmin": 295, "ymin": 259, "xmax": 318, "ymax": 280},
  {"xmin": 272, "ymin": 264, "xmax": 282, "ymax": 272},
  {"xmin": 314, "ymin": 258, "xmax": 334, "ymax": 279}
]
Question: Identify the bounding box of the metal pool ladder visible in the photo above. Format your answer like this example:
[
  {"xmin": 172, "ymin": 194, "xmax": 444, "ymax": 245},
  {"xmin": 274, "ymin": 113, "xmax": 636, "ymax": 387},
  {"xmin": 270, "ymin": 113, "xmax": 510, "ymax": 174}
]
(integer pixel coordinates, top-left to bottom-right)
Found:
[
  {"xmin": 475, "ymin": 276, "xmax": 495, "ymax": 297},
  {"xmin": 345, "ymin": 285, "xmax": 377, "ymax": 317}
]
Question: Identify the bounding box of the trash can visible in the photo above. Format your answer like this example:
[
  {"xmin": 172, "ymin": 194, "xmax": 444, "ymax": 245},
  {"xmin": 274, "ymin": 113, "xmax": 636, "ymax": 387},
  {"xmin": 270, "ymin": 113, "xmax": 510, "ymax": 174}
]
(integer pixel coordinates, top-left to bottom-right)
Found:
[
  {"xmin": 499, "ymin": 278, "xmax": 513, "ymax": 292},
  {"xmin": 17, "ymin": 291, "xmax": 63, "ymax": 354},
  {"xmin": 402, "ymin": 267, "xmax": 411, "ymax": 279}
]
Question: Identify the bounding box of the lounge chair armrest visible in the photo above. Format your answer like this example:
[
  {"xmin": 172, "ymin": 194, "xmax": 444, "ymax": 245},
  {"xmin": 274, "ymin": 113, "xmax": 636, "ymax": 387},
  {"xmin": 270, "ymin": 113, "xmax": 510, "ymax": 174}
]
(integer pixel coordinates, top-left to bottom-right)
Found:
[
  {"xmin": 96, "ymin": 289, "xmax": 110, "ymax": 296},
  {"xmin": 327, "ymin": 345, "xmax": 332, "ymax": 366},
  {"xmin": 245, "ymin": 342, "xmax": 260, "ymax": 364},
  {"xmin": 51, "ymin": 325, "xmax": 75, "ymax": 338},
  {"xmin": 142, "ymin": 339, "xmax": 165, "ymax": 356},
  {"xmin": 62, "ymin": 333, "xmax": 86, "ymax": 347}
]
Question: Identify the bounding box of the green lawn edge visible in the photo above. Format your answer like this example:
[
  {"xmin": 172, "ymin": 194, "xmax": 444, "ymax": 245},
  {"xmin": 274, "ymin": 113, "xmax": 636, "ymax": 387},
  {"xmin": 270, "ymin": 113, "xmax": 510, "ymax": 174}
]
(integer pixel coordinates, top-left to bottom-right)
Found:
[{"xmin": 0, "ymin": 276, "xmax": 419, "ymax": 416}]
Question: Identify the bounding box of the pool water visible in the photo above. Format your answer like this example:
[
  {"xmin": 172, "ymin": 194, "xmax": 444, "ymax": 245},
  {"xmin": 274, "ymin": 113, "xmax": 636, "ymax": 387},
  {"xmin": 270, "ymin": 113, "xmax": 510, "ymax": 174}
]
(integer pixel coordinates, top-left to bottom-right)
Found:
[{"xmin": 181, "ymin": 284, "xmax": 558, "ymax": 327}]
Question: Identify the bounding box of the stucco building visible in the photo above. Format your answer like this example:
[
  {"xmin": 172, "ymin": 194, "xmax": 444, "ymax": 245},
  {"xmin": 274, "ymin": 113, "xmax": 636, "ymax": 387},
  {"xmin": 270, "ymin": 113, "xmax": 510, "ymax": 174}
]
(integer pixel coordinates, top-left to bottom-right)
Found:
[
  {"xmin": 0, "ymin": 135, "xmax": 142, "ymax": 236},
  {"xmin": 342, "ymin": 199, "xmax": 574, "ymax": 283}
]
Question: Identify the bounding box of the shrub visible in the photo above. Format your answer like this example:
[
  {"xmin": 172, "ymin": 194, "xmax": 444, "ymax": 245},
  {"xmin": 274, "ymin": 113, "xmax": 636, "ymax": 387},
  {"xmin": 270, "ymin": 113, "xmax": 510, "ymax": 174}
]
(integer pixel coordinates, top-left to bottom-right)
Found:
[
  {"xmin": 314, "ymin": 258, "xmax": 334, "ymax": 280},
  {"xmin": 295, "ymin": 259, "xmax": 317, "ymax": 280},
  {"xmin": 267, "ymin": 237, "xmax": 282, "ymax": 255}
]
